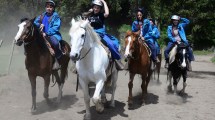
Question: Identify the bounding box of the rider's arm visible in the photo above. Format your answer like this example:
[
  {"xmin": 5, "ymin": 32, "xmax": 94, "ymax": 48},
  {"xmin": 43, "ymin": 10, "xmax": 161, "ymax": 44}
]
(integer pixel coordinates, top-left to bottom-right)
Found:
[
  {"xmin": 180, "ymin": 18, "xmax": 190, "ymax": 28},
  {"xmin": 101, "ymin": 0, "xmax": 109, "ymax": 18},
  {"xmin": 167, "ymin": 26, "xmax": 176, "ymax": 43},
  {"xmin": 152, "ymin": 27, "xmax": 160, "ymax": 39},
  {"xmin": 46, "ymin": 16, "xmax": 61, "ymax": 36},
  {"xmin": 34, "ymin": 15, "xmax": 41, "ymax": 28},
  {"xmin": 142, "ymin": 19, "xmax": 153, "ymax": 40},
  {"xmin": 131, "ymin": 21, "xmax": 138, "ymax": 32}
]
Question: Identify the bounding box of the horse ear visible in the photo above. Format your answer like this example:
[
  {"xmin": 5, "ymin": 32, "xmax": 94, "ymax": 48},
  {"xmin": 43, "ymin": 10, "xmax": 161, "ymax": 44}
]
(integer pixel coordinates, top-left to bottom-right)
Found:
[
  {"xmin": 20, "ymin": 18, "xmax": 29, "ymax": 23},
  {"xmin": 71, "ymin": 18, "xmax": 76, "ymax": 26},
  {"xmin": 30, "ymin": 17, "xmax": 36, "ymax": 23},
  {"xmin": 125, "ymin": 30, "xmax": 132, "ymax": 38},
  {"xmin": 80, "ymin": 19, "xmax": 89, "ymax": 28}
]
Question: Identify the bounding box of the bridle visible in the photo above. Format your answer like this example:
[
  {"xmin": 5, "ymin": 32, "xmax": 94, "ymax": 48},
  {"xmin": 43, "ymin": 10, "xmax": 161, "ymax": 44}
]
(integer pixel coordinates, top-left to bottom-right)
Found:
[
  {"xmin": 78, "ymin": 26, "xmax": 92, "ymax": 61},
  {"xmin": 23, "ymin": 22, "xmax": 35, "ymax": 46},
  {"xmin": 128, "ymin": 35, "xmax": 140, "ymax": 60}
]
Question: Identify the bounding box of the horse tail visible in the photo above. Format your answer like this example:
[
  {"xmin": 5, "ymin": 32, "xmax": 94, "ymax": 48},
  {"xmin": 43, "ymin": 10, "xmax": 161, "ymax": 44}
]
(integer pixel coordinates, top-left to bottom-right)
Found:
[{"xmin": 60, "ymin": 40, "xmax": 71, "ymax": 83}]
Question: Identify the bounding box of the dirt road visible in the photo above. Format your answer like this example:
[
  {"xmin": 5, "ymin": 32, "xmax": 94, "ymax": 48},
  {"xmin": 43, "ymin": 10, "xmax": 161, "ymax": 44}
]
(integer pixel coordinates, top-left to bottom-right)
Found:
[{"xmin": 0, "ymin": 51, "xmax": 215, "ymax": 120}]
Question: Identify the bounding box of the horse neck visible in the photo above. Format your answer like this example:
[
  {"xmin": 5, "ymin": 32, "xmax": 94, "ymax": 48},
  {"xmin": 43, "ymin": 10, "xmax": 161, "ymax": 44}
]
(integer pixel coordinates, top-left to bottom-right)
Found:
[
  {"xmin": 24, "ymin": 27, "xmax": 47, "ymax": 57},
  {"xmin": 82, "ymin": 29, "xmax": 97, "ymax": 52},
  {"xmin": 136, "ymin": 40, "xmax": 147, "ymax": 55}
]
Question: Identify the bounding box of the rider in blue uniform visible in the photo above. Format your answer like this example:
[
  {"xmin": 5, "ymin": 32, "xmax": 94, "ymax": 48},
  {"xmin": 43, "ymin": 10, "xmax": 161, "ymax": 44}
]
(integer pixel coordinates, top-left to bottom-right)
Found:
[
  {"xmin": 85, "ymin": 0, "xmax": 124, "ymax": 70},
  {"xmin": 164, "ymin": 15, "xmax": 194, "ymax": 70},
  {"xmin": 149, "ymin": 18, "xmax": 161, "ymax": 58},
  {"xmin": 34, "ymin": 0, "xmax": 62, "ymax": 69}
]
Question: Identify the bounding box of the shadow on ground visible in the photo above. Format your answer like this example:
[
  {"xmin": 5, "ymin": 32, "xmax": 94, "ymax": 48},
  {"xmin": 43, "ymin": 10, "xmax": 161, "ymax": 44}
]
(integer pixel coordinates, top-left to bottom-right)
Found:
[{"xmin": 32, "ymin": 95, "xmax": 78, "ymax": 115}]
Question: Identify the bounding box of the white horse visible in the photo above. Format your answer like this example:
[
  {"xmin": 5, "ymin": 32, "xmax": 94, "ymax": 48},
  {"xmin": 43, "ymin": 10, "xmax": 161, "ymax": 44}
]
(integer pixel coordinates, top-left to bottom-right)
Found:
[{"xmin": 69, "ymin": 18, "xmax": 118, "ymax": 120}]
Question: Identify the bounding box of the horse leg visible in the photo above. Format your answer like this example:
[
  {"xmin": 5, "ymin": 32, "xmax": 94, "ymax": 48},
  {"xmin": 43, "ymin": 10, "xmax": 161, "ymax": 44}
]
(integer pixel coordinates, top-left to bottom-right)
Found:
[
  {"xmin": 173, "ymin": 78, "xmax": 178, "ymax": 94},
  {"xmin": 181, "ymin": 71, "xmax": 187, "ymax": 93},
  {"xmin": 167, "ymin": 71, "xmax": 173, "ymax": 92},
  {"xmin": 53, "ymin": 70, "xmax": 63, "ymax": 103},
  {"xmin": 110, "ymin": 70, "xmax": 118, "ymax": 107},
  {"xmin": 141, "ymin": 73, "xmax": 150, "ymax": 104},
  {"xmin": 128, "ymin": 73, "xmax": 135, "ymax": 108},
  {"xmin": 92, "ymin": 80, "xmax": 105, "ymax": 113},
  {"xmin": 43, "ymin": 75, "xmax": 50, "ymax": 102},
  {"xmin": 28, "ymin": 74, "xmax": 37, "ymax": 113},
  {"xmin": 79, "ymin": 80, "xmax": 91, "ymax": 120}
]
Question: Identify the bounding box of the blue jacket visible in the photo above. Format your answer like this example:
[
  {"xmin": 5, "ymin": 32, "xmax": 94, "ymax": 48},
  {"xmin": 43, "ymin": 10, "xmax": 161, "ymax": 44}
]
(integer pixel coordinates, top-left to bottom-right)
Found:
[
  {"xmin": 141, "ymin": 19, "xmax": 154, "ymax": 43},
  {"xmin": 152, "ymin": 25, "xmax": 160, "ymax": 43},
  {"xmin": 34, "ymin": 11, "xmax": 62, "ymax": 41},
  {"xmin": 131, "ymin": 20, "xmax": 143, "ymax": 32},
  {"xmin": 167, "ymin": 18, "xmax": 190, "ymax": 44}
]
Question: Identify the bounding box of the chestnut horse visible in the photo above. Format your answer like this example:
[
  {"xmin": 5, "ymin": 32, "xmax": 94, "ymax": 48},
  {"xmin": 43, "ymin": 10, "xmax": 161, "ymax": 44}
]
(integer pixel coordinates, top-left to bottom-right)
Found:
[
  {"xmin": 124, "ymin": 31, "xmax": 152, "ymax": 108},
  {"xmin": 14, "ymin": 18, "xmax": 71, "ymax": 112}
]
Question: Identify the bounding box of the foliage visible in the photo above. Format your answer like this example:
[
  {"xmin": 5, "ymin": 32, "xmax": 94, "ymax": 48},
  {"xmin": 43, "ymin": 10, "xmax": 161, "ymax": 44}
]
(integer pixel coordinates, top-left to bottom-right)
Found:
[
  {"xmin": 211, "ymin": 56, "xmax": 215, "ymax": 63},
  {"xmin": 0, "ymin": 0, "xmax": 214, "ymax": 50}
]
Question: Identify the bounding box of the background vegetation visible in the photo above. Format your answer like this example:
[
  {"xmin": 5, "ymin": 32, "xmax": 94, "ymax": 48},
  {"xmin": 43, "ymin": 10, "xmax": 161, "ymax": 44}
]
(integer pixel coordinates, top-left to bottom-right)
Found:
[{"xmin": 0, "ymin": 0, "xmax": 214, "ymax": 50}]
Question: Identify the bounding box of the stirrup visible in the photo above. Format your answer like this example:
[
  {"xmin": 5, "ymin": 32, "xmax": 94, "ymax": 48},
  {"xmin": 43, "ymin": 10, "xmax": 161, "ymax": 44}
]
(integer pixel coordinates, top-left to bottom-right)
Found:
[{"xmin": 115, "ymin": 60, "xmax": 124, "ymax": 70}]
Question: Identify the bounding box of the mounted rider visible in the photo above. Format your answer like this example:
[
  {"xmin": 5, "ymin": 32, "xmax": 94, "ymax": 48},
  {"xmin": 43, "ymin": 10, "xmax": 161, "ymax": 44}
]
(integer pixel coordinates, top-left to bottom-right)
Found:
[
  {"xmin": 133, "ymin": 8, "xmax": 159, "ymax": 68},
  {"xmin": 34, "ymin": 0, "xmax": 62, "ymax": 69},
  {"xmin": 164, "ymin": 15, "xmax": 194, "ymax": 70},
  {"xmin": 83, "ymin": 0, "xmax": 124, "ymax": 70},
  {"xmin": 149, "ymin": 18, "xmax": 161, "ymax": 58}
]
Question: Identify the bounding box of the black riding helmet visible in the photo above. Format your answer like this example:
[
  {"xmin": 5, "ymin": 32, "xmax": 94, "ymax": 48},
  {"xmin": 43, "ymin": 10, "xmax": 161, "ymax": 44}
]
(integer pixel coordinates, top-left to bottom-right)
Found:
[{"xmin": 45, "ymin": 0, "xmax": 56, "ymax": 8}]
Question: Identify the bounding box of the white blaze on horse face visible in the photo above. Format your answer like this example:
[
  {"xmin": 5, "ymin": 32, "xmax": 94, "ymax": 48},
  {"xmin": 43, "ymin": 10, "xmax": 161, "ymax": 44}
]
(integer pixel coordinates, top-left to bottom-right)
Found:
[
  {"xmin": 15, "ymin": 22, "xmax": 26, "ymax": 41},
  {"xmin": 70, "ymin": 27, "xmax": 86, "ymax": 59},
  {"xmin": 181, "ymin": 49, "xmax": 186, "ymax": 68},
  {"xmin": 124, "ymin": 36, "xmax": 131, "ymax": 58}
]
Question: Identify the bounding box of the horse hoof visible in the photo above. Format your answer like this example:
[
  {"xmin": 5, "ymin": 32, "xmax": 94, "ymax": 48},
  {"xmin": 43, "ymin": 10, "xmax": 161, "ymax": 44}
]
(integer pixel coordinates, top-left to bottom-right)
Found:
[
  {"xmin": 96, "ymin": 104, "xmax": 104, "ymax": 114},
  {"xmin": 31, "ymin": 108, "xmax": 37, "ymax": 113},
  {"xmin": 110, "ymin": 102, "xmax": 115, "ymax": 108},
  {"xmin": 84, "ymin": 113, "xmax": 91, "ymax": 120},
  {"xmin": 167, "ymin": 85, "xmax": 172, "ymax": 92}
]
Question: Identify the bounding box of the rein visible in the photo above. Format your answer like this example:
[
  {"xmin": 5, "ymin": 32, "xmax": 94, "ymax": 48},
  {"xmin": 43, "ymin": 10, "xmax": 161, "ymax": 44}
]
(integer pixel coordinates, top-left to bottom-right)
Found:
[
  {"xmin": 78, "ymin": 26, "xmax": 92, "ymax": 61},
  {"xmin": 24, "ymin": 23, "xmax": 35, "ymax": 46},
  {"xmin": 130, "ymin": 37, "xmax": 141, "ymax": 60}
]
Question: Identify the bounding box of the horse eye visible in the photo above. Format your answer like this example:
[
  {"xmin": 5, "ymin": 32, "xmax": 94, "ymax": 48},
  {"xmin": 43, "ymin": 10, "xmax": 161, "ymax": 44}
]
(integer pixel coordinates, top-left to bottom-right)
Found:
[{"xmin": 81, "ymin": 34, "xmax": 85, "ymax": 38}]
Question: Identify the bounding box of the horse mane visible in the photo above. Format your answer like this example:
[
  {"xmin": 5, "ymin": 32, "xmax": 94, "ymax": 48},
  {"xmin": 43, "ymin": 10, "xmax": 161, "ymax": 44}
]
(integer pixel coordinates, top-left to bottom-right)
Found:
[
  {"xmin": 69, "ymin": 16, "xmax": 101, "ymax": 44},
  {"xmin": 125, "ymin": 30, "xmax": 140, "ymax": 38}
]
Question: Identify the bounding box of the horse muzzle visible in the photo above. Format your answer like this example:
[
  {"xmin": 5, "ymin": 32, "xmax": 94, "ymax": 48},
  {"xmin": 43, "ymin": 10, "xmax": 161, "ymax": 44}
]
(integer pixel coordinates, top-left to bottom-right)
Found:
[
  {"xmin": 15, "ymin": 39, "xmax": 23, "ymax": 46},
  {"xmin": 70, "ymin": 53, "xmax": 80, "ymax": 62}
]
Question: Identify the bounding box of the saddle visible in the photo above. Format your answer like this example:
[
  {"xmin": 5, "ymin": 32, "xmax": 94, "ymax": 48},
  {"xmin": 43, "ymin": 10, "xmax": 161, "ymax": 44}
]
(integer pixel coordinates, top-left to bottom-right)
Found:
[
  {"xmin": 141, "ymin": 40, "xmax": 151, "ymax": 57},
  {"xmin": 44, "ymin": 36, "xmax": 67, "ymax": 56}
]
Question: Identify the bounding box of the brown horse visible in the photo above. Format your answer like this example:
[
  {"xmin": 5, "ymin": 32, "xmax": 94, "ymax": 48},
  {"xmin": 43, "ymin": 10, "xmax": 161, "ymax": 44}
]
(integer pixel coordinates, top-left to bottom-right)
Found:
[
  {"xmin": 124, "ymin": 31, "xmax": 152, "ymax": 108},
  {"xmin": 14, "ymin": 18, "xmax": 71, "ymax": 112}
]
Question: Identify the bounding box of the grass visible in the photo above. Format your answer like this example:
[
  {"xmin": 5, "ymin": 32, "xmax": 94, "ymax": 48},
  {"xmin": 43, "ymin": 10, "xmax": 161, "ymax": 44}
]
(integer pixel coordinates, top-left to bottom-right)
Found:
[
  {"xmin": 193, "ymin": 50, "xmax": 213, "ymax": 55},
  {"xmin": 211, "ymin": 56, "xmax": 215, "ymax": 63}
]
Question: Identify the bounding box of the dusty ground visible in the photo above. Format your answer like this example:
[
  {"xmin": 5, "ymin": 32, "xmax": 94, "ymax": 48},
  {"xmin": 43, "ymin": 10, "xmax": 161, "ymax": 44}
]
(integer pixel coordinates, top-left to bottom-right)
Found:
[{"xmin": 0, "ymin": 44, "xmax": 215, "ymax": 120}]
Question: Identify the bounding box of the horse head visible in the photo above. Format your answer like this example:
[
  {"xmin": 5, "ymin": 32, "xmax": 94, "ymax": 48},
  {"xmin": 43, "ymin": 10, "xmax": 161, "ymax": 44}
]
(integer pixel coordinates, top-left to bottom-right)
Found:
[
  {"xmin": 176, "ymin": 42, "xmax": 189, "ymax": 69},
  {"xmin": 14, "ymin": 18, "xmax": 35, "ymax": 46},
  {"xmin": 124, "ymin": 30, "xmax": 140, "ymax": 60},
  {"xmin": 69, "ymin": 18, "xmax": 90, "ymax": 61}
]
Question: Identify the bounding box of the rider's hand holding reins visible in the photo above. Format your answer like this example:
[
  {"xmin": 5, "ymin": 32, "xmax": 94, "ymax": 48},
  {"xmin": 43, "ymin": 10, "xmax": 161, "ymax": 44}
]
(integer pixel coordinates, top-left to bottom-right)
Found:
[{"xmin": 39, "ymin": 24, "xmax": 44, "ymax": 32}]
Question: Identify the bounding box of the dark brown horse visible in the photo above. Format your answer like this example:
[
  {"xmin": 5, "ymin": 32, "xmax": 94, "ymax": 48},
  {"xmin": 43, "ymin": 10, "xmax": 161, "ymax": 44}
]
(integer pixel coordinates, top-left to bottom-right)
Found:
[
  {"xmin": 14, "ymin": 18, "xmax": 71, "ymax": 112},
  {"xmin": 124, "ymin": 31, "xmax": 152, "ymax": 108}
]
